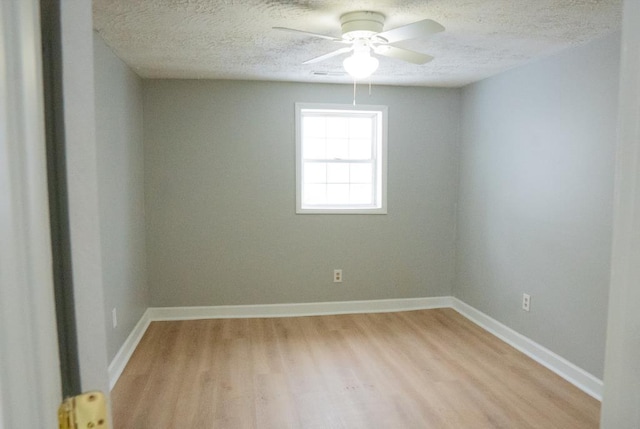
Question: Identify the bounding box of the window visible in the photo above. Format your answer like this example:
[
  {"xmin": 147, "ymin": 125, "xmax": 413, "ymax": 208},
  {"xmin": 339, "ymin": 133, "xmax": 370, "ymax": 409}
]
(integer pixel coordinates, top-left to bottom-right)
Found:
[{"xmin": 296, "ymin": 103, "xmax": 387, "ymax": 214}]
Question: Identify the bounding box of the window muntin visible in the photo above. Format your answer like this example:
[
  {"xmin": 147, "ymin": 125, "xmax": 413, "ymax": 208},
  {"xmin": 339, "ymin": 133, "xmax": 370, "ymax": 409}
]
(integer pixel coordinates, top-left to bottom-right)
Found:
[{"xmin": 296, "ymin": 104, "xmax": 387, "ymax": 214}]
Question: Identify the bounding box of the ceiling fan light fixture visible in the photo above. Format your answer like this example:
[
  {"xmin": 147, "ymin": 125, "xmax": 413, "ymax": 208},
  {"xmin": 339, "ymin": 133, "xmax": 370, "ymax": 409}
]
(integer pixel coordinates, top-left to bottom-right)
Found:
[
  {"xmin": 274, "ymin": 10, "xmax": 444, "ymax": 80},
  {"xmin": 343, "ymin": 50, "xmax": 379, "ymax": 79}
]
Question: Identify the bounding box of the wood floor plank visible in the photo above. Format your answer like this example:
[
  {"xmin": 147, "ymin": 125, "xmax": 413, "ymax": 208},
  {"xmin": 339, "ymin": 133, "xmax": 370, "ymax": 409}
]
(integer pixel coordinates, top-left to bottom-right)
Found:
[{"xmin": 111, "ymin": 309, "xmax": 599, "ymax": 428}]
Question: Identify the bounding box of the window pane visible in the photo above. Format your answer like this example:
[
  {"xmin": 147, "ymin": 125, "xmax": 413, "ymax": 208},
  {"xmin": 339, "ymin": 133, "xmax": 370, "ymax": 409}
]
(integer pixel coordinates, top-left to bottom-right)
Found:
[
  {"xmin": 327, "ymin": 163, "xmax": 349, "ymax": 183},
  {"xmin": 326, "ymin": 138, "xmax": 349, "ymax": 159},
  {"xmin": 327, "ymin": 184, "xmax": 349, "ymax": 204},
  {"xmin": 350, "ymin": 184, "xmax": 373, "ymax": 204},
  {"xmin": 304, "ymin": 162, "xmax": 326, "ymax": 183},
  {"xmin": 326, "ymin": 117, "xmax": 348, "ymax": 138},
  {"xmin": 303, "ymin": 117, "xmax": 325, "ymax": 138},
  {"xmin": 303, "ymin": 138, "xmax": 325, "ymax": 159},
  {"xmin": 350, "ymin": 163, "xmax": 372, "ymax": 183},
  {"xmin": 297, "ymin": 104, "xmax": 386, "ymax": 213},
  {"xmin": 349, "ymin": 117, "xmax": 372, "ymax": 139},
  {"xmin": 349, "ymin": 138, "xmax": 372, "ymax": 160},
  {"xmin": 304, "ymin": 184, "xmax": 326, "ymax": 205}
]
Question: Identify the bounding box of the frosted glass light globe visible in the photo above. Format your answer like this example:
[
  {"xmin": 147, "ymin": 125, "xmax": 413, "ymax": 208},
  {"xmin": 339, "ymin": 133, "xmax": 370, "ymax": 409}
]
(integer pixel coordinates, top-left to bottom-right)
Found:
[{"xmin": 343, "ymin": 52, "xmax": 379, "ymax": 80}]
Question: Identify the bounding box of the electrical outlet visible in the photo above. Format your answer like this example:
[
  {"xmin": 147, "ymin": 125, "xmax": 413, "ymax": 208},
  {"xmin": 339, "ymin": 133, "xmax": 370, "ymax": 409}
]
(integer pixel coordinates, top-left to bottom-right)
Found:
[
  {"xmin": 522, "ymin": 294, "xmax": 531, "ymax": 312},
  {"xmin": 333, "ymin": 269, "xmax": 343, "ymax": 283},
  {"xmin": 112, "ymin": 308, "xmax": 117, "ymax": 328}
]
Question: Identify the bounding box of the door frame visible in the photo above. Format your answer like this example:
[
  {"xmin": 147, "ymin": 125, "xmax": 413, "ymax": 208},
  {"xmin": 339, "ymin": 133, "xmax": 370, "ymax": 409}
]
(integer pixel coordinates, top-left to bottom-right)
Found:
[
  {"xmin": 0, "ymin": 0, "xmax": 63, "ymax": 426},
  {"xmin": 600, "ymin": 0, "xmax": 640, "ymax": 426}
]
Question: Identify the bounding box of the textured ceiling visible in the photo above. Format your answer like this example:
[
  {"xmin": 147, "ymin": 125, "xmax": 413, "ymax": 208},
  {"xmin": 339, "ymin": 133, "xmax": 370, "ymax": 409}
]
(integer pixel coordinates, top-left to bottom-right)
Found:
[{"xmin": 93, "ymin": 0, "xmax": 622, "ymax": 87}]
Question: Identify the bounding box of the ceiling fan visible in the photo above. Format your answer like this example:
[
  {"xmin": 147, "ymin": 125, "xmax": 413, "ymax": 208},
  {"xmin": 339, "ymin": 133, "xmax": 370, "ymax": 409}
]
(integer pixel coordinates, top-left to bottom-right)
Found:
[{"xmin": 274, "ymin": 11, "xmax": 444, "ymax": 79}]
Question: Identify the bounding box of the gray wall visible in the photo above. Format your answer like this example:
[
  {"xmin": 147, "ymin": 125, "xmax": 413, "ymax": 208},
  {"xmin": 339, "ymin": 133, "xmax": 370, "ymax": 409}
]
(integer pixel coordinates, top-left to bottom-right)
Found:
[
  {"xmin": 455, "ymin": 33, "xmax": 620, "ymax": 378},
  {"xmin": 94, "ymin": 34, "xmax": 149, "ymax": 362},
  {"xmin": 143, "ymin": 81, "xmax": 461, "ymax": 307}
]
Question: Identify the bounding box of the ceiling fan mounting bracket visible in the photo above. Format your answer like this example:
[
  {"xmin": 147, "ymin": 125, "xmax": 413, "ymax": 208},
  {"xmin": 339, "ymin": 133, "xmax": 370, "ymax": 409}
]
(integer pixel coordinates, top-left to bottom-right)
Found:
[{"xmin": 340, "ymin": 11, "xmax": 385, "ymax": 40}]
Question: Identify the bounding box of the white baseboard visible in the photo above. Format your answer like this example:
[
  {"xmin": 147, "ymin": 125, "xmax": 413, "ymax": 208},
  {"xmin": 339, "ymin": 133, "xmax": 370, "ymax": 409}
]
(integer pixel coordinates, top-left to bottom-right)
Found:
[
  {"xmin": 147, "ymin": 296, "xmax": 454, "ymax": 321},
  {"xmin": 108, "ymin": 308, "xmax": 151, "ymax": 390},
  {"xmin": 108, "ymin": 296, "xmax": 603, "ymax": 402},
  {"xmin": 451, "ymin": 298, "xmax": 603, "ymax": 400}
]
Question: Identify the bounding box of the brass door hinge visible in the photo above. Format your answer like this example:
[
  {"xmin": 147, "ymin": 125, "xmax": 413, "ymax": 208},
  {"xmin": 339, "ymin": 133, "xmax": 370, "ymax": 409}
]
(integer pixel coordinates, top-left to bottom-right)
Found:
[{"xmin": 58, "ymin": 391, "xmax": 109, "ymax": 429}]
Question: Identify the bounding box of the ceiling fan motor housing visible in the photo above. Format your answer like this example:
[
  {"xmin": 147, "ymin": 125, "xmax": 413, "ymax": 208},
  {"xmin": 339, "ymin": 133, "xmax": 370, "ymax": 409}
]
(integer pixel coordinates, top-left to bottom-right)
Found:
[{"xmin": 340, "ymin": 11, "xmax": 385, "ymax": 40}]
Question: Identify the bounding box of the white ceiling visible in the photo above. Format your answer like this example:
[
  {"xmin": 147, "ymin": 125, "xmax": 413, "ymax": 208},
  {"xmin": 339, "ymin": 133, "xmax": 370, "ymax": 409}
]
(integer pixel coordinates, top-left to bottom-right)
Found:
[{"xmin": 93, "ymin": 0, "xmax": 622, "ymax": 88}]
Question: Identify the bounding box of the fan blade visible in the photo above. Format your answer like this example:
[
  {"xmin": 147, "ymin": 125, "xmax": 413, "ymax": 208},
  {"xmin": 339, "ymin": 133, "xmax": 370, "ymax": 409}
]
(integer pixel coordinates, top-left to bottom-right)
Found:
[
  {"xmin": 374, "ymin": 45, "xmax": 433, "ymax": 65},
  {"xmin": 273, "ymin": 27, "xmax": 343, "ymax": 42},
  {"xmin": 303, "ymin": 47, "xmax": 353, "ymax": 64},
  {"xmin": 375, "ymin": 19, "xmax": 444, "ymax": 44}
]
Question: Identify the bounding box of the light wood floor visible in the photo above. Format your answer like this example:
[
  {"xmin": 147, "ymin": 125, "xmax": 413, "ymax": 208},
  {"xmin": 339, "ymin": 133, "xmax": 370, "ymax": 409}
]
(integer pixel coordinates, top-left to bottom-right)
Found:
[{"xmin": 111, "ymin": 308, "xmax": 599, "ymax": 428}]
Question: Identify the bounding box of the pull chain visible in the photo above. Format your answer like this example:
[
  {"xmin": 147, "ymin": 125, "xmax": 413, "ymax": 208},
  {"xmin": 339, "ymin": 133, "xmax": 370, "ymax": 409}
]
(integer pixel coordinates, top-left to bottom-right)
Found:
[
  {"xmin": 351, "ymin": 79, "xmax": 374, "ymax": 105},
  {"xmin": 353, "ymin": 79, "xmax": 357, "ymax": 106}
]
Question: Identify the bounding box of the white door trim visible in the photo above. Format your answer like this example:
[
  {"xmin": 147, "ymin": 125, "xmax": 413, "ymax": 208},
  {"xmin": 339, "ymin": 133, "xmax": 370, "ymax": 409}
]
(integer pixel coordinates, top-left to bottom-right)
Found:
[
  {"xmin": 600, "ymin": 0, "xmax": 640, "ymax": 426},
  {"xmin": 0, "ymin": 0, "xmax": 62, "ymax": 427}
]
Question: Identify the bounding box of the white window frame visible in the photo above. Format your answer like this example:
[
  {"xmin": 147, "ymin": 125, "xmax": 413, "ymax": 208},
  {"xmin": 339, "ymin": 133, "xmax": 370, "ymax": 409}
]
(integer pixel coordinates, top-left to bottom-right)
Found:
[{"xmin": 295, "ymin": 103, "xmax": 388, "ymax": 214}]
